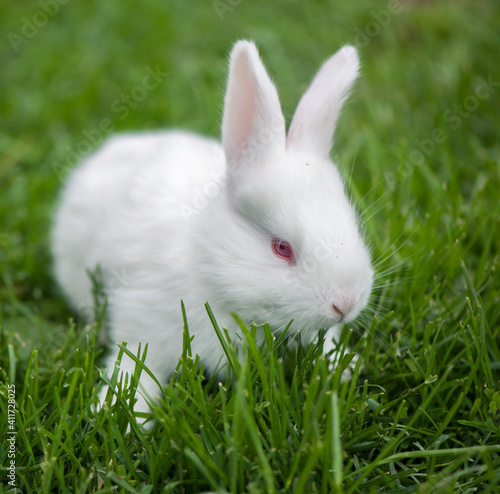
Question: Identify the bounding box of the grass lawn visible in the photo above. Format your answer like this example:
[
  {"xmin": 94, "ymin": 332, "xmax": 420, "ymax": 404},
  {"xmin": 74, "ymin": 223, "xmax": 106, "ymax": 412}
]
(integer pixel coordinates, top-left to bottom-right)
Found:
[{"xmin": 1, "ymin": 0, "xmax": 500, "ymax": 492}]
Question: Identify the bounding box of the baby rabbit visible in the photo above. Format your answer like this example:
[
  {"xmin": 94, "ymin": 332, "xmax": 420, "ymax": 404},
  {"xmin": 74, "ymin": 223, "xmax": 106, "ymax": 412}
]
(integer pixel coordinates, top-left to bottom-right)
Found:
[{"xmin": 52, "ymin": 40, "xmax": 373, "ymax": 416}]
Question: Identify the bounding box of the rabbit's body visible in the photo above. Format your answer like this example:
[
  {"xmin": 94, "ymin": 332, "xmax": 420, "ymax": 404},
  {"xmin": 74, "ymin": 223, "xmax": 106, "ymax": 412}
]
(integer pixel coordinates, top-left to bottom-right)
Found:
[
  {"xmin": 53, "ymin": 131, "xmax": 225, "ymax": 311},
  {"xmin": 52, "ymin": 41, "xmax": 374, "ymax": 416},
  {"xmin": 53, "ymin": 131, "xmax": 232, "ymax": 378}
]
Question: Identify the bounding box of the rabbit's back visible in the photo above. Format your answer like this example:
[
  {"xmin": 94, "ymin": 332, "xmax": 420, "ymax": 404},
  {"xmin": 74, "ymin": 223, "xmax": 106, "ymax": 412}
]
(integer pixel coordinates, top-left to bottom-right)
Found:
[{"xmin": 52, "ymin": 130, "xmax": 225, "ymax": 311}]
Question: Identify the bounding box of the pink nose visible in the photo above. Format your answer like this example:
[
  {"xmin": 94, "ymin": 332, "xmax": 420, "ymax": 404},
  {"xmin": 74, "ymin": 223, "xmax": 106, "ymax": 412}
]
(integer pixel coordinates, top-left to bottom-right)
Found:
[{"xmin": 332, "ymin": 298, "xmax": 355, "ymax": 319}]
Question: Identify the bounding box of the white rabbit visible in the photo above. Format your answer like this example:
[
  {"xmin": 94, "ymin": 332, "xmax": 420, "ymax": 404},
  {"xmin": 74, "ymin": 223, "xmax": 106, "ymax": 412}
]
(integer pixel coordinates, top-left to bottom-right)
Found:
[{"xmin": 52, "ymin": 40, "xmax": 373, "ymax": 416}]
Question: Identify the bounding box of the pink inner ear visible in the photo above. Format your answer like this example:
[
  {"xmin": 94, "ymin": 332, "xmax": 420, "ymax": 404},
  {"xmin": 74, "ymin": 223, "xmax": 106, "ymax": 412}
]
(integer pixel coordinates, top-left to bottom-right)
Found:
[
  {"xmin": 272, "ymin": 238, "xmax": 296, "ymax": 265},
  {"xmin": 223, "ymin": 60, "xmax": 258, "ymax": 164},
  {"xmin": 222, "ymin": 41, "xmax": 287, "ymax": 168}
]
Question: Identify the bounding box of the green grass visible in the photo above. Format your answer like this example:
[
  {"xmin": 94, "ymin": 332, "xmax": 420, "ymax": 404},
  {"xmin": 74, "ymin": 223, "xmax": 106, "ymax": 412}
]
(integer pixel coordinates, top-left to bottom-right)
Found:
[{"xmin": 1, "ymin": 0, "xmax": 500, "ymax": 492}]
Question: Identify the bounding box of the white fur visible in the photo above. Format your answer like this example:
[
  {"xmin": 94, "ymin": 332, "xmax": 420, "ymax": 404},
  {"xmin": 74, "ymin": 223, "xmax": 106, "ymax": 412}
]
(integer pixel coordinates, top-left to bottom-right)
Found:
[{"xmin": 52, "ymin": 41, "xmax": 373, "ymax": 415}]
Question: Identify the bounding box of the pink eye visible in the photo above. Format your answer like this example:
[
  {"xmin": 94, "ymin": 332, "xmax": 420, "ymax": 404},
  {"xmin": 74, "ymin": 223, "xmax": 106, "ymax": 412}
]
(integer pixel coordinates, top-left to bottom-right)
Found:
[{"xmin": 272, "ymin": 238, "xmax": 296, "ymax": 265}]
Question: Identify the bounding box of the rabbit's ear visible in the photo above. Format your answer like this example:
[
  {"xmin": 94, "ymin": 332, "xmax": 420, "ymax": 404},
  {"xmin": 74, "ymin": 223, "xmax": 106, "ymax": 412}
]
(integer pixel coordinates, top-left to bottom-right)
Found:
[
  {"xmin": 222, "ymin": 41, "xmax": 286, "ymax": 169},
  {"xmin": 287, "ymin": 46, "xmax": 359, "ymax": 158}
]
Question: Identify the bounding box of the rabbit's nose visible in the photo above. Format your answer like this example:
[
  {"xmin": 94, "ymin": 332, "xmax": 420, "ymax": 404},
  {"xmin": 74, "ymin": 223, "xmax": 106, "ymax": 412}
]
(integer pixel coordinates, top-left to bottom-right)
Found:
[{"xmin": 332, "ymin": 298, "xmax": 355, "ymax": 320}]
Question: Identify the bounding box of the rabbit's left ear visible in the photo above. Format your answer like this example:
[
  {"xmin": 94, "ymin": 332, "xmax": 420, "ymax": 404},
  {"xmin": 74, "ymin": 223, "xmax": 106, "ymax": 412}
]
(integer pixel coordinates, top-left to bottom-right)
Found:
[
  {"xmin": 222, "ymin": 40, "xmax": 286, "ymax": 169},
  {"xmin": 287, "ymin": 46, "xmax": 360, "ymax": 158}
]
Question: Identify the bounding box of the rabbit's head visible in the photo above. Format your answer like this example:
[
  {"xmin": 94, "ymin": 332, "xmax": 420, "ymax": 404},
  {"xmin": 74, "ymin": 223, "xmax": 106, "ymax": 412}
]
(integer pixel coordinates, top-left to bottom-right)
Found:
[{"xmin": 201, "ymin": 41, "xmax": 373, "ymax": 337}]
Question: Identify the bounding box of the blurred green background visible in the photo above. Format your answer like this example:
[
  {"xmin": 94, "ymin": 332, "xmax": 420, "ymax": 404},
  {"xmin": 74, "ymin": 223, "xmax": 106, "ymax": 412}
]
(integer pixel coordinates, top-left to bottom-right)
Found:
[{"xmin": 1, "ymin": 0, "xmax": 499, "ymax": 343}]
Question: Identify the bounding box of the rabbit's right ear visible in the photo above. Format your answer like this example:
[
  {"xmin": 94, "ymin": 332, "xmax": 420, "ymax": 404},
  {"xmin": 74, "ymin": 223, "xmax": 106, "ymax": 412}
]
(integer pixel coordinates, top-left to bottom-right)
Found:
[{"xmin": 222, "ymin": 41, "xmax": 286, "ymax": 171}]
